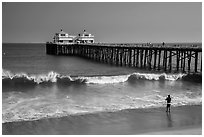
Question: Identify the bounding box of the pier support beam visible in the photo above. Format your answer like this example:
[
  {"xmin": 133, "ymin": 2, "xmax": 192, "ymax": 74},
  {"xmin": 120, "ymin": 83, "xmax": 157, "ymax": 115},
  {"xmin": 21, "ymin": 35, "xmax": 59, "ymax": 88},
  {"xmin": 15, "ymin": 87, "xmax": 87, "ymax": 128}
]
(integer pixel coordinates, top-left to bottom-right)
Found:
[{"xmin": 46, "ymin": 43, "xmax": 202, "ymax": 74}]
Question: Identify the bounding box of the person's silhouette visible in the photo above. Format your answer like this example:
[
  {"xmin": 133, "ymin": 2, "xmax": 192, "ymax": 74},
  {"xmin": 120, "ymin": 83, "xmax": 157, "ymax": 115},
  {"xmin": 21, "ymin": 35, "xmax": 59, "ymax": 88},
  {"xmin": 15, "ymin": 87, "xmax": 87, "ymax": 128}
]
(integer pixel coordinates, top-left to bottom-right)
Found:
[{"xmin": 165, "ymin": 95, "xmax": 171, "ymax": 112}]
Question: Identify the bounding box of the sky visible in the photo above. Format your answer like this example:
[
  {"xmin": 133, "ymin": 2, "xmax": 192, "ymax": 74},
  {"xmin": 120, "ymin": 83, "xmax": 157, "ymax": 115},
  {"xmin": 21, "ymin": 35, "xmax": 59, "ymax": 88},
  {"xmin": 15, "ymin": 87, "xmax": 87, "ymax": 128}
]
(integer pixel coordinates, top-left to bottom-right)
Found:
[{"xmin": 2, "ymin": 2, "xmax": 202, "ymax": 43}]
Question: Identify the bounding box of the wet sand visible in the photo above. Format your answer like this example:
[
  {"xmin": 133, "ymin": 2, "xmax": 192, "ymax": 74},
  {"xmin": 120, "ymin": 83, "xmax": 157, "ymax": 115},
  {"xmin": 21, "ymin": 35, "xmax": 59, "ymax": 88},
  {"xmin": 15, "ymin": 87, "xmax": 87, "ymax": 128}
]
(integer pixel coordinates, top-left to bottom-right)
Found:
[
  {"xmin": 141, "ymin": 126, "xmax": 202, "ymax": 135},
  {"xmin": 2, "ymin": 105, "xmax": 202, "ymax": 135}
]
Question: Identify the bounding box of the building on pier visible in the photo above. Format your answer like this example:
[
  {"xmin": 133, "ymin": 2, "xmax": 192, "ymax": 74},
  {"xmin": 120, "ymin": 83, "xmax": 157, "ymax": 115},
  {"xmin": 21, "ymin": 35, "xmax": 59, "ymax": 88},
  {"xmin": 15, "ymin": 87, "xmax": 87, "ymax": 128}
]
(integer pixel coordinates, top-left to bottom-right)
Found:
[
  {"xmin": 75, "ymin": 30, "xmax": 94, "ymax": 44},
  {"xmin": 53, "ymin": 29, "xmax": 76, "ymax": 44},
  {"xmin": 52, "ymin": 29, "xmax": 94, "ymax": 44}
]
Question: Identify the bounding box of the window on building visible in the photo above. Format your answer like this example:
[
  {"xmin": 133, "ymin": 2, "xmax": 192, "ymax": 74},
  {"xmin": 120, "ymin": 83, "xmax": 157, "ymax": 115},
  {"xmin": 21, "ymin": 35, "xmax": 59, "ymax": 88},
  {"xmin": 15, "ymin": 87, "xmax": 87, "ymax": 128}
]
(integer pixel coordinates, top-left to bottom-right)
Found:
[
  {"xmin": 85, "ymin": 34, "xmax": 89, "ymax": 37},
  {"xmin": 61, "ymin": 34, "xmax": 66, "ymax": 36}
]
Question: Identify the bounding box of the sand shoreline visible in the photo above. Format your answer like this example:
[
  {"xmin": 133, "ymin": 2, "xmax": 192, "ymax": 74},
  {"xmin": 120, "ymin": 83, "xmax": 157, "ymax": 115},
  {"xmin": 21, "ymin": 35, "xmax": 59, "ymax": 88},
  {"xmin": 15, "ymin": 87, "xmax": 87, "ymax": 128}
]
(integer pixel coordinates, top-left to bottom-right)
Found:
[
  {"xmin": 140, "ymin": 126, "xmax": 202, "ymax": 135},
  {"xmin": 2, "ymin": 105, "xmax": 202, "ymax": 135}
]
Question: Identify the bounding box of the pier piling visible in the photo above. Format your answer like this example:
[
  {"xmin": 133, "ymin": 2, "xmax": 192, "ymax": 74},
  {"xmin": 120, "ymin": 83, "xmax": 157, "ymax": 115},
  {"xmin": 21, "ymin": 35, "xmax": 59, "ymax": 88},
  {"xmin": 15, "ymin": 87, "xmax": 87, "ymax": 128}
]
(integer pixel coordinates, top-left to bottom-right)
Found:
[{"xmin": 46, "ymin": 43, "xmax": 202, "ymax": 74}]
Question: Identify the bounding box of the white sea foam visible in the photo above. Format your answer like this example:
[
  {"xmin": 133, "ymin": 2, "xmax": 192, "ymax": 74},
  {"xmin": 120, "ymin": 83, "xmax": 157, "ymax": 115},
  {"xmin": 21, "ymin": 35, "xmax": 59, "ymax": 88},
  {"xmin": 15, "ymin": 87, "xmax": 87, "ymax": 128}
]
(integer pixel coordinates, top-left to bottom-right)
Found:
[
  {"xmin": 80, "ymin": 75, "xmax": 130, "ymax": 84},
  {"xmin": 2, "ymin": 69, "xmax": 191, "ymax": 85},
  {"xmin": 2, "ymin": 91, "xmax": 201, "ymax": 123},
  {"xmin": 2, "ymin": 69, "xmax": 201, "ymax": 123}
]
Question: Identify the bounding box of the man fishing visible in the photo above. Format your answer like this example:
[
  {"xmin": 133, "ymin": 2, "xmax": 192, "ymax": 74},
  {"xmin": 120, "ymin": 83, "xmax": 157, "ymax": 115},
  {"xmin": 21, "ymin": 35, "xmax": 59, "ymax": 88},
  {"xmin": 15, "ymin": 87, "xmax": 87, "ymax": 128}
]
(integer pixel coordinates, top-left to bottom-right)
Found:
[{"xmin": 165, "ymin": 95, "xmax": 171, "ymax": 112}]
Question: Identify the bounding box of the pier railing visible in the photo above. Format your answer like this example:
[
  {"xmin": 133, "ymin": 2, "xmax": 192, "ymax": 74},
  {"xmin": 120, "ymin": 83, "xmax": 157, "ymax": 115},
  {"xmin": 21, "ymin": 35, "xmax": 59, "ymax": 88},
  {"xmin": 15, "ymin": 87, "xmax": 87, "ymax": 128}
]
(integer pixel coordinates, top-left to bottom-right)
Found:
[{"xmin": 46, "ymin": 43, "xmax": 202, "ymax": 73}]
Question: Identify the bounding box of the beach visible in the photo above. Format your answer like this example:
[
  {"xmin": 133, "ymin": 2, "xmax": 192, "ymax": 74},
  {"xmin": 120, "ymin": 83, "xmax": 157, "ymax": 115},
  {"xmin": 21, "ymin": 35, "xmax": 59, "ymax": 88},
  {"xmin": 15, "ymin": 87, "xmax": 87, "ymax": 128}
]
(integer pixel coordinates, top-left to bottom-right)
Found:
[
  {"xmin": 143, "ymin": 127, "xmax": 201, "ymax": 135},
  {"xmin": 2, "ymin": 43, "xmax": 202, "ymax": 135},
  {"xmin": 3, "ymin": 105, "xmax": 201, "ymax": 135},
  {"xmin": 2, "ymin": 2, "xmax": 202, "ymax": 135}
]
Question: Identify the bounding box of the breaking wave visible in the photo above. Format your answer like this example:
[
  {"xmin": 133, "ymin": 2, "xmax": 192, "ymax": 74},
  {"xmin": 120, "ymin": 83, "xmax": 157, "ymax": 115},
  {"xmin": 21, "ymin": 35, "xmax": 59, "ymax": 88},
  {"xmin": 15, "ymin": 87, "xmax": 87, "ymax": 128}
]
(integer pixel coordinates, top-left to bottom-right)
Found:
[
  {"xmin": 2, "ymin": 69, "xmax": 202, "ymax": 123},
  {"xmin": 2, "ymin": 69, "xmax": 201, "ymax": 86},
  {"xmin": 2, "ymin": 92, "xmax": 202, "ymax": 123}
]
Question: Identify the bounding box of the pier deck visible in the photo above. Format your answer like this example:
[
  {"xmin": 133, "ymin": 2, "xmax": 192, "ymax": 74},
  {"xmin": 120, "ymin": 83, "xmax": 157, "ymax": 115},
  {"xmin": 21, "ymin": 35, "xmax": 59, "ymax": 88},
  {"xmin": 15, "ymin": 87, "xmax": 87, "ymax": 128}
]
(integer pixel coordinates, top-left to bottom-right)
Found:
[{"xmin": 46, "ymin": 43, "xmax": 202, "ymax": 73}]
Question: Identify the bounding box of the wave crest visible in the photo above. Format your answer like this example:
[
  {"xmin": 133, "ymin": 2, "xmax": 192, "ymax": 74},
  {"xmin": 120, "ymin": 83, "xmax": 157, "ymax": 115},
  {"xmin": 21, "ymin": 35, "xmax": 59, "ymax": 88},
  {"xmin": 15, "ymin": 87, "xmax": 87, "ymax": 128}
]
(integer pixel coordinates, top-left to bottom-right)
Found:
[
  {"xmin": 2, "ymin": 69, "xmax": 201, "ymax": 86},
  {"xmin": 128, "ymin": 73, "xmax": 186, "ymax": 81}
]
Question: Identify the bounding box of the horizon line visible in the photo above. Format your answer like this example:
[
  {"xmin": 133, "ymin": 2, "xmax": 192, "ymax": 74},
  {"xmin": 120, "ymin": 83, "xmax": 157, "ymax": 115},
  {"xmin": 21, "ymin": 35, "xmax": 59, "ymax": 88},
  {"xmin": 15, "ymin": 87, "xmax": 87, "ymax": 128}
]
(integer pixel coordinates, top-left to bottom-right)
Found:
[{"xmin": 2, "ymin": 42, "xmax": 202, "ymax": 44}]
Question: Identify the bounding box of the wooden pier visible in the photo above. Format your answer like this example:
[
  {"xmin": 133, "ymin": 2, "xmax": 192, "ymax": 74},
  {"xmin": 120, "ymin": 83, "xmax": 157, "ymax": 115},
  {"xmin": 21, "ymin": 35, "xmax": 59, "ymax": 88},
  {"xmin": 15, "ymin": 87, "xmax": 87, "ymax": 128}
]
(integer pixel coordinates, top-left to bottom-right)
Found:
[{"xmin": 46, "ymin": 43, "xmax": 202, "ymax": 73}]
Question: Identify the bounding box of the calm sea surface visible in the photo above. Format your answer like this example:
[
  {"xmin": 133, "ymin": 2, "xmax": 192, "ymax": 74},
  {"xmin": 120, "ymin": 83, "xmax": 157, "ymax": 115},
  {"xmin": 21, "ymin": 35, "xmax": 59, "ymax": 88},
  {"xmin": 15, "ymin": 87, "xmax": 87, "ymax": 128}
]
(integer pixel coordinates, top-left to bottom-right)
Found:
[{"xmin": 2, "ymin": 43, "xmax": 202, "ymax": 124}]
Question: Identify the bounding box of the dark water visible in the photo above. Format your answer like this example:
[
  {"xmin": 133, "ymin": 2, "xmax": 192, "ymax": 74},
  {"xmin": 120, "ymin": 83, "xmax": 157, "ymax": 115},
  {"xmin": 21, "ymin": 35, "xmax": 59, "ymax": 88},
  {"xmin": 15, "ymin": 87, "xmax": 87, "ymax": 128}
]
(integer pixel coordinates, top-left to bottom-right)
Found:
[{"xmin": 2, "ymin": 43, "xmax": 202, "ymax": 124}]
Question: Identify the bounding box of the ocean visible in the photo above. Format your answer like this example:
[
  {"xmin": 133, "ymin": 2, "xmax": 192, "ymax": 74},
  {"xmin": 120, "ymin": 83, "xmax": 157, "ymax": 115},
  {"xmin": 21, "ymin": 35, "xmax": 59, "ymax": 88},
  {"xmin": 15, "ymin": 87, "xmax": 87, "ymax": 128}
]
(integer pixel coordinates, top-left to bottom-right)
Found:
[{"xmin": 2, "ymin": 43, "xmax": 202, "ymax": 134}]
